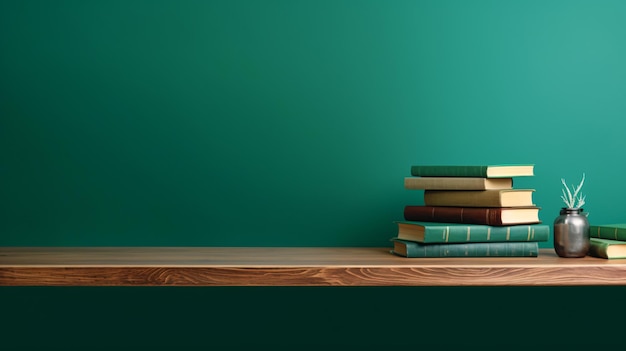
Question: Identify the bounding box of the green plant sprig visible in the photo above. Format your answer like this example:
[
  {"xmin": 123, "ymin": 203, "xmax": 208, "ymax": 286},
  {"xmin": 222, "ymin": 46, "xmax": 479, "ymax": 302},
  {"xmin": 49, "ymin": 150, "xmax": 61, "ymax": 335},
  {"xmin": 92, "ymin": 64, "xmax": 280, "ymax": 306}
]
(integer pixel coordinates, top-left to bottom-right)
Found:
[{"xmin": 560, "ymin": 173, "xmax": 586, "ymax": 209}]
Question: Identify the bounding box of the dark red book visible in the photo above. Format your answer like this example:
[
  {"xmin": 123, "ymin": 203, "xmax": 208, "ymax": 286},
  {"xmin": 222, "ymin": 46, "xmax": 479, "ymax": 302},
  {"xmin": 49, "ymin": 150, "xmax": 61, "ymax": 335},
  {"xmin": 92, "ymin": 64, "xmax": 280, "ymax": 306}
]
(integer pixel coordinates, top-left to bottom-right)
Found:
[{"xmin": 403, "ymin": 205, "xmax": 541, "ymax": 226}]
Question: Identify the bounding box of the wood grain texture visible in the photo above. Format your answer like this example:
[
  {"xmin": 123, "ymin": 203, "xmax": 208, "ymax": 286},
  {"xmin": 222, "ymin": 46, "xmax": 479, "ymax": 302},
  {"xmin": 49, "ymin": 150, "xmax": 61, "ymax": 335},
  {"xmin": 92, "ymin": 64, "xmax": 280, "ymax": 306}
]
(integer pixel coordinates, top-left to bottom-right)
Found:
[{"xmin": 2, "ymin": 247, "xmax": 626, "ymax": 286}]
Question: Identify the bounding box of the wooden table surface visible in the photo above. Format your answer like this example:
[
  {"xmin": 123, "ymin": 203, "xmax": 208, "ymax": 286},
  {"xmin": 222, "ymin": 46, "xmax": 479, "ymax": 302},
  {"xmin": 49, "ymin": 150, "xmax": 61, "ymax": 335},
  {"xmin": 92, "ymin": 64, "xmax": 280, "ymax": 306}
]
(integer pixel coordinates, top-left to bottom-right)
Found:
[{"xmin": 2, "ymin": 247, "xmax": 626, "ymax": 286}]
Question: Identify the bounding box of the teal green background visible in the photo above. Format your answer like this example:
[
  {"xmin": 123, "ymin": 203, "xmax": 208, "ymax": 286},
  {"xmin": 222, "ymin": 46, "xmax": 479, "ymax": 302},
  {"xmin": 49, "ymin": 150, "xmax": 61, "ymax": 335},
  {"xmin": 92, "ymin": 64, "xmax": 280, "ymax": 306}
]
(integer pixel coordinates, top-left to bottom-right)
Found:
[
  {"xmin": 3, "ymin": 0, "xmax": 626, "ymax": 247},
  {"xmin": 2, "ymin": 0, "xmax": 626, "ymax": 348}
]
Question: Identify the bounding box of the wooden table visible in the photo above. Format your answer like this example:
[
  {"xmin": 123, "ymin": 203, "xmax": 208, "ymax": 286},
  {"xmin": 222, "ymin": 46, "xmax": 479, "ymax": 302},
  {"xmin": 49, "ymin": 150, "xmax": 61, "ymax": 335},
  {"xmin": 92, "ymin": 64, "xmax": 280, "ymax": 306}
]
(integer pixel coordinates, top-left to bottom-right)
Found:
[{"xmin": 2, "ymin": 247, "xmax": 626, "ymax": 286}]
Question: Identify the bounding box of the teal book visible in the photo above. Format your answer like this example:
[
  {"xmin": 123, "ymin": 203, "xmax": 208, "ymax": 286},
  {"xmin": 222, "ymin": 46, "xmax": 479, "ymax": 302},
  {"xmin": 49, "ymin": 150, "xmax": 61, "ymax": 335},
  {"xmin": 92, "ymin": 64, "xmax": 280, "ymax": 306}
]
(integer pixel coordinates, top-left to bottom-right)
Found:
[
  {"xmin": 390, "ymin": 238, "xmax": 539, "ymax": 258},
  {"xmin": 410, "ymin": 164, "xmax": 534, "ymax": 178},
  {"xmin": 395, "ymin": 221, "xmax": 550, "ymax": 244},
  {"xmin": 588, "ymin": 238, "xmax": 626, "ymax": 259},
  {"xmin": 590, "ymin": 224, "xmax": 626, "ymax": 241}
]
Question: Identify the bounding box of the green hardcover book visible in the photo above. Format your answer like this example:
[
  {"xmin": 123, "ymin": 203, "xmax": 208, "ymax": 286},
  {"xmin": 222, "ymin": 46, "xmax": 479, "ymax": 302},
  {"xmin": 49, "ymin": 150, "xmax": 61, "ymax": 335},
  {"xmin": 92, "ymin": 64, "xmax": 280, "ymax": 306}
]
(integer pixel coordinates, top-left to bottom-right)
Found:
[
  {"xmin": 390, "ymin": 238, "xmax": 539, "ymax": 258},
  {"xmin": 395, "ymin": 221, "xmax": 550, "ymax": 243},
  {"xmin": 588, "ymin": 238, "xmax": 626, "ymax": 259},
  {"xmin": 410, "ymin": 164, "xmax": 534, "ymax": 178},
  {"xmin": 590, "ymin": 224, "xmax": 626, "ymax": 241}
]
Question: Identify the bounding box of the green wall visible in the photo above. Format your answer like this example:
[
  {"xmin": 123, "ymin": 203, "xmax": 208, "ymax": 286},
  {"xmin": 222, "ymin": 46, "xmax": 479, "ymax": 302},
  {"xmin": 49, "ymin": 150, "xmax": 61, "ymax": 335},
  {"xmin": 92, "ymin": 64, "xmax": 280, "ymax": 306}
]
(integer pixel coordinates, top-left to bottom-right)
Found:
[
  {"xmin": 3, "ymin": 0, "xmax": 626, "ymax": 247},
  {"xmin": 2, "ymin": 0, "xmax": 626, "ymax": 348}
]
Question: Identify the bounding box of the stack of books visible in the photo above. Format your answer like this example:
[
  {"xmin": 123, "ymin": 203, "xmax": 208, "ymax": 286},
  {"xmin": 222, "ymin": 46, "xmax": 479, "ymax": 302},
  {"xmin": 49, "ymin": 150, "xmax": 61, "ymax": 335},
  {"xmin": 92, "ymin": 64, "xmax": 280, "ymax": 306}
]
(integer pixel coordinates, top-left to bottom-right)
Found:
[
  {"xmin": 588, "ymin": 224, "xmax": 626, "ymax": 259},
  {"xmin": 391, "ymin": 164, "xmax": 550, "ymax": 258}
]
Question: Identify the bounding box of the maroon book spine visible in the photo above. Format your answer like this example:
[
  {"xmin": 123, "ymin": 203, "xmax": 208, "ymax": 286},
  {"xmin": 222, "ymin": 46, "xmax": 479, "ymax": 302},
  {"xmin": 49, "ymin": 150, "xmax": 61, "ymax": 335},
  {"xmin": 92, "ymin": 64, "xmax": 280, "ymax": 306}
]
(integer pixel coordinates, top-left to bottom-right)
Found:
[{"xmin": 403, "ymin": 206, "xmax": 506, "ymax": 226}]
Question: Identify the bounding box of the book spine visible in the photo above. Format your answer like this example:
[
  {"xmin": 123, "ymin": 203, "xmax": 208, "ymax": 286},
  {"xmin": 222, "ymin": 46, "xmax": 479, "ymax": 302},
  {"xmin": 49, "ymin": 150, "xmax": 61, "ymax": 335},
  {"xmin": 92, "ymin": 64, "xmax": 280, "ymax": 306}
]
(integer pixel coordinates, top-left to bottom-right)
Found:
[
  {"xmin": 404, "ymin": 206, "xmax": 507, "ymax": 226},
  {"xmin": 392, "ymin": 239, "xmax": 539, "ymax": 258},
  {"xmin": 404, "ymin": 177, "xmax": 512, "ymax": 190},
  {"xmin": 590, "ymin": 226, "xmax": 626, "ymax": 241},
  {"xmin": 423, "ymin": 190, "xmax": 504, "ymax": 207},
  {"xmin": 410, "ymin": 165, "xmax": 487, "ymax": 177},
  {"xmin": 404, "ymin": 177, "xmax": 480, "ymax": 190},
  {"xmin": 402, "ymin": 222, "xmax": 549, "ymax": 243},
  {"xmin": 587, "ymin": 239, "xmax": 610, "ymax": 259}
]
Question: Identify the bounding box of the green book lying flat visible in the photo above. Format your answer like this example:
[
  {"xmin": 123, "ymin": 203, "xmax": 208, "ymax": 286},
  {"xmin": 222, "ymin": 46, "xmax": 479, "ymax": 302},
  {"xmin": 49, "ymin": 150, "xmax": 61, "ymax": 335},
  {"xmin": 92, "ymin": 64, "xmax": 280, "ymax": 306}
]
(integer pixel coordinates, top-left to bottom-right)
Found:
[
  {"xmin": 390, "ymin": 238, "xmax": 539, "ymax": 258},
  {"xmin": 588, "ymin": 238, "xmax": 626, "ymax": 259},
  {"xmin": 590, "ymin": 224, "xmax": 626, "ymax": 241},
  {"xmin": 395, "ymin": 221, "xmax": 550, "ymax": 243},
  {"xmin": 410, "ymin": 164, "xmax": 534, "ymax": 178}
]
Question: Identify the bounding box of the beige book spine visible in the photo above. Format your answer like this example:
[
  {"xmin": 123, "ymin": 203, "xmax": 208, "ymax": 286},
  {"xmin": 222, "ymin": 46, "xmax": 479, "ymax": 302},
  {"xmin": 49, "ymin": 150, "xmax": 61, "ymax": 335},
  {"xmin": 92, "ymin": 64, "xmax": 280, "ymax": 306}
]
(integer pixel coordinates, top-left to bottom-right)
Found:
[
  {"xmin": 404, "ymin": 177, "xmax": 512, "ymax": 190},
  {"xmin": 424, "ymin": 190, "xmax": 534, "ymax": 207}
]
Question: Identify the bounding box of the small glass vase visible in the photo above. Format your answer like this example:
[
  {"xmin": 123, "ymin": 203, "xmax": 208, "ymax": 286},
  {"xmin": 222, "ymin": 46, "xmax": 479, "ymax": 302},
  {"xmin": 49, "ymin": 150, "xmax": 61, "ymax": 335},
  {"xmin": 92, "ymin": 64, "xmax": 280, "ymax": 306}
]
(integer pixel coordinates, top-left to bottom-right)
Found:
[{"xmin": 553, "ymin": 207, "xmax": 590, "ymax": 258}]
